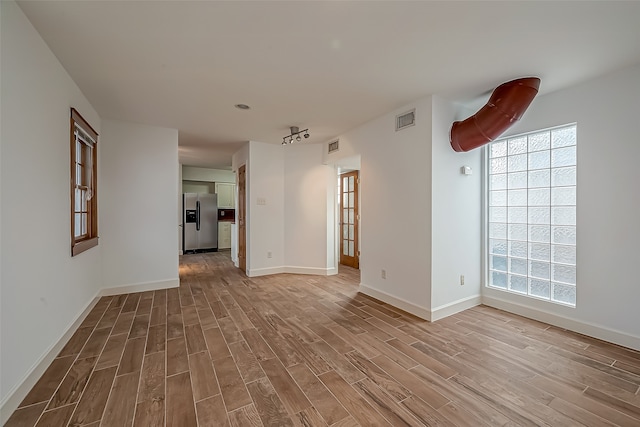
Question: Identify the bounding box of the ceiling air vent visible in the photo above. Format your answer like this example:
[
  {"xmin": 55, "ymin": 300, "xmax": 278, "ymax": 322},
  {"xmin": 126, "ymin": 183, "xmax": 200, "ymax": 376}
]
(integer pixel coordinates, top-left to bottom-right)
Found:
[
  {"xmin": 396, "ymin": 109, "xmax": 416, "ymax": 131},
  {"xmin": 328, "ymin": 140, "xmax": 339, "ymax": 154}
]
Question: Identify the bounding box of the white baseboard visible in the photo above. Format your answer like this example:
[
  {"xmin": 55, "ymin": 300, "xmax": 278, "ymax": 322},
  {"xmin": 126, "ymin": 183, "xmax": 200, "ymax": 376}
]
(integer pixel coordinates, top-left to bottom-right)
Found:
[
  {"xmin": 0, "ymin": 295, "xmax": 100, "ymax": 425},
  {"xmin": 247, "ymin": 266, "xmax": 337, "ymax": 277},
  {"xmin": 431, "ymin": 295, "xmax": 482, "ymax": 321},
  {"xmin": 482, "ymin": 295, "xmax": 640, "ymax": 351},
  {"xmin": 358, "ymin": 284, "xmax": 431, "ymax": 320},
  {"xmin": 325, "ymin": 267, "xmax": 338, "ymax": 276},
  {"xmin": 247, "ymin": 267, "xmax": 286, "ymax": 277},
  {"xmin": 99, "ymin": 278, "xmax": 179, "ymax": 296},
  {"xmin": 283, "ymin": 266, "xmax": 338, "ymax": 276}
]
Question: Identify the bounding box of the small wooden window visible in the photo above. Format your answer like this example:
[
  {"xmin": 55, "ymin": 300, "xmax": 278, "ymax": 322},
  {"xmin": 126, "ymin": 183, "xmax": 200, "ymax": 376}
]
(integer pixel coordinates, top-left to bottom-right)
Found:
[{"xmin": 70, "ymin": 108, "xmax": 99, "ymax": 256}]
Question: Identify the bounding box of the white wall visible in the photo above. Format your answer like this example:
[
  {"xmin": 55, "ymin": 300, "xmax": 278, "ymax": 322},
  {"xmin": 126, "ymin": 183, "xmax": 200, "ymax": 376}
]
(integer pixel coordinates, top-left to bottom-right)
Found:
[
  {"xmin": 178, "ymin": 163, "xmax": 183, "ymax": 255},
  {"xmin": 182, "ymin": 182, "xmax": 215, "ymax": 194},
  {"xmin": 284, "ymin": 144, "xmax": 335, "ymax": 273},
  {"xmin": 227, "ymin": 66, "xmax": 640, "ymax": 352},
  {"xmin": 231, "ymin": 143, "xmax": 249, "ymax": 175},
  {"xmin": 324, "ymin": 96, "xmax": 482, "ymax": 320},
  {"xmin": 182, "ymin": 165, "xmax": 235, "ymax": 183},
  {"xmin": 328, "ymin": 98, "xmax": 434, "ymax": 316},
  {"xmin": 430, "ymin": 96, "xmax": 483, "ymax": 317},
  {"xmin": 232, "ymin": 141, "xmax": 336, "ymax": 276},
  {"xmin": 0, "ymin": 26, "xmax": 3, "ymax": 422},
  {"xmin": 483, "ymin": 63, "xmax": 640, "ymax": 349},
  {"xmin": 247, "ymin": 141, "xmax": 285, "ymax": 275},
  {"xmin": 100, "ymin": 120, "xmax": 179, "ymax": 291},
  {"xmin": 0, "ymin": 0, "xmax": 102, "ymax": 407}
]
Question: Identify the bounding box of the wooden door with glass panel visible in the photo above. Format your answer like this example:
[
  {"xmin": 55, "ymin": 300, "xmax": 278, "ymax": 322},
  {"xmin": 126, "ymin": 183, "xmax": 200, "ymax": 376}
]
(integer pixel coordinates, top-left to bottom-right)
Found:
[
  {"xmin": 238, "ymin": 165, "xmax": 246, "ymax": 272},
  {"xmin": 340, "ymin": 171, "xmax": 359, "ymax": 268}
]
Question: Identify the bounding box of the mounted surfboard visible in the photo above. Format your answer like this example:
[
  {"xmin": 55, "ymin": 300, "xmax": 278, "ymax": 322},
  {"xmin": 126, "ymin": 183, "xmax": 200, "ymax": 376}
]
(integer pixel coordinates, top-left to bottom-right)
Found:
[{"xmin": 450, "ymin": 77, "xmax": 540, "ymax": 152}]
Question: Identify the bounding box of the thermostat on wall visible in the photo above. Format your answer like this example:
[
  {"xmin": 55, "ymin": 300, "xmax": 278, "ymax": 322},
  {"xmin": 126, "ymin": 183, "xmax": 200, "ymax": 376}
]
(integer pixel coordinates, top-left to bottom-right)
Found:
[{"xmin": 461, "ymin": 166, "xmax": 473, "ymax": 175}]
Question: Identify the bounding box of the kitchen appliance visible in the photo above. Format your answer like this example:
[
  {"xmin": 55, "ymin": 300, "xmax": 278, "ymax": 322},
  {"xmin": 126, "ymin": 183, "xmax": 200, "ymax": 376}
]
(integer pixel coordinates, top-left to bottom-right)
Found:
[{"xmin": 183, "ymin": 193, "xmax": 218, "ymax": 253}]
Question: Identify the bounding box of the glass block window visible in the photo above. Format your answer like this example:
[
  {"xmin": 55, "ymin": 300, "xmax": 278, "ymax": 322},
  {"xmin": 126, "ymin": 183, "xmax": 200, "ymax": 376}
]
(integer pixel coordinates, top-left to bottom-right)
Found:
[{"xmin": 487, "ymin": 124, "xmax": 577, "ymax": 306}]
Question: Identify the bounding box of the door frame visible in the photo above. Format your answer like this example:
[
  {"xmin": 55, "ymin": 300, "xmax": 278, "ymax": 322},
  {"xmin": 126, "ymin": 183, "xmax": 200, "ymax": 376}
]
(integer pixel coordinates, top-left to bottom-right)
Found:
[
  {"xmin": 339, "ymin": 170, "xmax": 360, "ymax": 269},
  {"xmin": 237, "ymin": 164, "xmax": 247, "ymax": 272}
]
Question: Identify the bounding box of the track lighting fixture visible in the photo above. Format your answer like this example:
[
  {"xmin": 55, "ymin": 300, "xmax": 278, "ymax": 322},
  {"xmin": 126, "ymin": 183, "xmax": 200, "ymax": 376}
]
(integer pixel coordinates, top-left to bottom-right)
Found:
[{"xmin": 282, "ymin": 126, "xmax": 311, "ymax": 145}]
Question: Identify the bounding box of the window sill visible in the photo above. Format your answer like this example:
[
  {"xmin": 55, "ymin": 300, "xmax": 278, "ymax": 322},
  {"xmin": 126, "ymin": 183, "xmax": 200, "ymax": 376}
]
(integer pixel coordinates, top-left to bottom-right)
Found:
[{"xmin": 72, "ymin": 237, "xmax": 98, "ymax": 256}]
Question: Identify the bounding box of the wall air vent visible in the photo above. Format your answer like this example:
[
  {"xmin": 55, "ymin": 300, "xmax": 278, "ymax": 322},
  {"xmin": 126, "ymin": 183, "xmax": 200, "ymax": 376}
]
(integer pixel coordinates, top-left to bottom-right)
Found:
[
  {"xmin": 396, "ymin": 109, "xmax": 416, "ymax": 131},
  {"xmin": 328, "ymin": 140, "xmax": 339, "ymax": 153}
]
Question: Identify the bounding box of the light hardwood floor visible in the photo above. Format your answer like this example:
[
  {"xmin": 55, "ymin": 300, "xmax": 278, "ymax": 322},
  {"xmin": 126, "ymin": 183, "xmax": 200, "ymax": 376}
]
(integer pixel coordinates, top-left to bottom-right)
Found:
[{"xmin": 6, "ymin": 252, "xmax": 640, "ymax": 426}]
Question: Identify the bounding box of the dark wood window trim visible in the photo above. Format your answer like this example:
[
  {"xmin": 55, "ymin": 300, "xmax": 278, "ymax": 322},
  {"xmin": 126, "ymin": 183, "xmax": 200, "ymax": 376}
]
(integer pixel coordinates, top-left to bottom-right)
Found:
[{"xmin": 70, "ymin": 108, "xmax": 99, "ymax": 256}]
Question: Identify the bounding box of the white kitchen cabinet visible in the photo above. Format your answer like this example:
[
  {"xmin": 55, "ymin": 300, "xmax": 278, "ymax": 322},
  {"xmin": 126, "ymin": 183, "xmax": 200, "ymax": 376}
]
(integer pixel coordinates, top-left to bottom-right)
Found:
[
  {"xmin": 218, "ymin": 221, "xmax": 232, "ymax": 249},
  {"xmin": 215, "ymin": 182, "xmax": 235, "ymax": 208}
]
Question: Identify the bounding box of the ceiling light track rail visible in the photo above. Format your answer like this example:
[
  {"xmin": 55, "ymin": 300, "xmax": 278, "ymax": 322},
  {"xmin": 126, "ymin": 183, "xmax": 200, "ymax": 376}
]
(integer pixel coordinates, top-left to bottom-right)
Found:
[{"xmin": 282, "ymin": 126, "xmax": 310, "ymax": 145}]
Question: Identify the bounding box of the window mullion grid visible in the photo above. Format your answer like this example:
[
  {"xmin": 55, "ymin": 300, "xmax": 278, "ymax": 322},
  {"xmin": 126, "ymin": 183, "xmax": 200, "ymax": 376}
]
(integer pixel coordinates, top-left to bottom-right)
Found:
[
  {"xmin": 550, "ymin": 142, "xmax": 577, "ymax": 305},
  {"xmin": 546, "ymin": 131, "xmax": 552, "ymax": 301},
  {"xmin": 548, "ymin": 131, "xmax": 553, "ymax": 301},
  {"xmin": 506, "ymin": 142, "xmax": 527, "ymax": 295},
  {"xmin": 488, "ymin": 152, "xmax": 507, "ymax": 289},
  {"xmin": 507, "ymin": 151, "xmax": 512, "ymax": 293},
  {"xmin": 488, "ymin": 124, "xmax": 576, "ymax": 305},
  {"xmin": 526, "ymin": 137, "xmax": 532, "ymax": 298},
  {"xmin": 73, "ymin": 126, "xmax": 93, "ymax": 241},
  {"xmin": 74, "ymin": 139, "xmax": 83, "ymax": 239}
]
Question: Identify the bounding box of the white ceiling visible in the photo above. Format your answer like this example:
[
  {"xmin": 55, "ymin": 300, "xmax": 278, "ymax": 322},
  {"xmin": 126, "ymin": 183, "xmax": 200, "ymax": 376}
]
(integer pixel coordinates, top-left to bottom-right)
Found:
[{"xmin": 17, "ymin": 1, "xmax": 640, "ymax": 169}]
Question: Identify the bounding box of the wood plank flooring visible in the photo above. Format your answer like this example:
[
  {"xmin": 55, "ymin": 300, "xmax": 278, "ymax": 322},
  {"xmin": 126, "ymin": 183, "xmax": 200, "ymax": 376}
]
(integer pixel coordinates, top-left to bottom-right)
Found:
[{"xmin": 6, "ymin": 252, "xmax": 640, "ymax": 426}]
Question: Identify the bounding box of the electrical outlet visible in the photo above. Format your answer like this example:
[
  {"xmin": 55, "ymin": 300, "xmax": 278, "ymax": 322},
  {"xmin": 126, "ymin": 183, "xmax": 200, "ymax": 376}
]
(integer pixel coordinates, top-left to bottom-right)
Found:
[
  {"xmin": 267, "ymin": 251, "xmax": 272, "ymax": 258},
  {"xmin": 460, "ymin": 275, "xmax": 465, "ymax": 286},
  {"xmin": 381, "ymin": 269, "xmax": 386, "ymax": 279}
]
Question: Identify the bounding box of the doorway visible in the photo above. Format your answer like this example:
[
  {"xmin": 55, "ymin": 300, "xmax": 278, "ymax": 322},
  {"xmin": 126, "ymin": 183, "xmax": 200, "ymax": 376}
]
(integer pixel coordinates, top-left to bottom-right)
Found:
[
  {"xmin": 339, "ymin": 171, "xmax": 359, "ymax": 269},
  {"xmin": 238, "ymin": 165, "xmax": 246, "ymax": 272}
]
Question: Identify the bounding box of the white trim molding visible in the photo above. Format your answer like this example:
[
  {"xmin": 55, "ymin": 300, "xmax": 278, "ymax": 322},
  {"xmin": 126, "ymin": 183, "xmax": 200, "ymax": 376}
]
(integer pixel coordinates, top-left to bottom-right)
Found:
[
  {"xmin": 247, "ymin": 267, "xmax": 286, "ymax": 277},
  {"xmin": 283, "ymin": 266, "xmax": 338, "ymax": 276},
  {"xmin": 247, "ymin": 266, "xmax": 337, "ymax": 277},
  {"xmin": 483, "ymin": 295, "xmax": 640, "ymax": 351},
  {"xmin": 431, "ymin": 295, "xmax": 482, "ymax": 322},
  {"xmin": 100, "ymin": 278, "xmax": 179, "ymax": 296},
  {"xmin": 358, "ymin": 283, "xmax": 431, "ymax": 320},
  {"xmin": 0, "ymin": 296, "xmax": 100, "ymax": 425}
]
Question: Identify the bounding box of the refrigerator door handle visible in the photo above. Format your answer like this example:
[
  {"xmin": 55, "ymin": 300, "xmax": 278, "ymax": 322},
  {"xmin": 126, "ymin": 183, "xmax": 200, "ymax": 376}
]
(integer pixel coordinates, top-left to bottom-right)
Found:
[{"xmin": 196, "ymin": 200, "xmax": 201, "ymax": 231}]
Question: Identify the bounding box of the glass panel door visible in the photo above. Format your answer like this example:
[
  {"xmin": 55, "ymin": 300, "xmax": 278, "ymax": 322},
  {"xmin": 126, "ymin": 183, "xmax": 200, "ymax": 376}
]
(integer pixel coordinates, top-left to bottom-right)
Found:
[{"xmin": 339, "ymin": 171, "xmax": 359, "ymax": 268}]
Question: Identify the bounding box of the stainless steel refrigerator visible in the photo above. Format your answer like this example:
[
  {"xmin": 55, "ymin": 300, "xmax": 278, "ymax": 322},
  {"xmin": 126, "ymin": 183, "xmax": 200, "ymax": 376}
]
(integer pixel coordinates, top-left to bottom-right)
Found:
[{"xmin": 183, "ymin": 193, "xmax": 218, "ymax": 253}]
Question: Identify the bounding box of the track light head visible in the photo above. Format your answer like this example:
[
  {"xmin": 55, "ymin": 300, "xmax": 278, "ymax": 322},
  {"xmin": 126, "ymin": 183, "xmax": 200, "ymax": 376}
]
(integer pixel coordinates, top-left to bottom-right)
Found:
[{"xmin": 282, "ymin": 127, "xmax": 310, "ymax": 146}]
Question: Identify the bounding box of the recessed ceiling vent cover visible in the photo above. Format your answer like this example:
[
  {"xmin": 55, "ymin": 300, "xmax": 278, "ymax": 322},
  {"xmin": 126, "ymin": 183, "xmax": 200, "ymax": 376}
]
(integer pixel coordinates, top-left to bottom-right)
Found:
[
  {"xmin": 396, "ymin": 109, "xmax": 416, "ymax": 131},
  {"xmin": 328, "ymin": 140, "xmax": 339, "ymax": 153}
]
